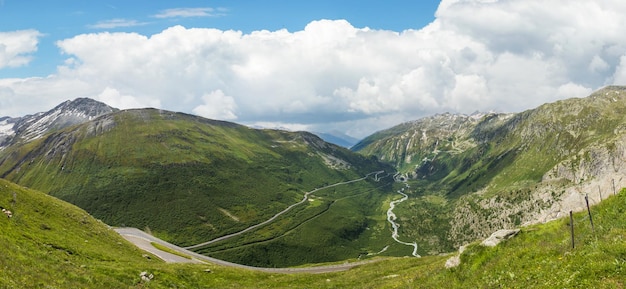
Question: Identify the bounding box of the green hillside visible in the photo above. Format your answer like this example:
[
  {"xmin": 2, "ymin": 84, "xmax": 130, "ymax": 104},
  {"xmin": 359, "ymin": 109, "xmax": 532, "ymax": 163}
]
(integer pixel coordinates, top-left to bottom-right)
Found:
[
  {"xmin": 2, "ymin": 177, "xmax": 624, "ymax": 288},
  {"xmin": 352, "ymin": 86, "xmax": 626, "ymax": 253},
  {"xmin": 0, "ymin": 178, "xmax": 194, "ymax": 288},
  {"xmin": 0, "ymin": 108, "xmax": 399, "ymax": 266},
  {"xmin": 354, "ymin": 86, "xmax": 626, "ymax": 195}
]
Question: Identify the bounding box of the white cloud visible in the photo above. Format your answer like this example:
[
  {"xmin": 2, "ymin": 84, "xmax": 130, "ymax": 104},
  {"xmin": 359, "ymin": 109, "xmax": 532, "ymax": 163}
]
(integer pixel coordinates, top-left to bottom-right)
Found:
[
  {"xmin": 88, "ymin": 19, "xmax": 149, "ymax": 29},
  {"xmin": 96, "ymin": 87, "xmax": 159, "ymax": 109},
  {"xmin": 556, "ymin": 82, "xmax": 592, "ymax": 99},
  {"xmin": 613, "ymin": 55, "xmax": 626, "ymax": 85},
  {"xmin": 153, "ymin": 7, "xmax": 226, "ymax": 18},
  {"xmin": 0, "ymin": 30, "xmax": 41, "ymax": 69},
  {"xmin": 192, "ymin": 90, "xmax": 238, "ymax": 120},
  {"xmin": 3, "ymin": 1, "xmax": 626, "ymax": 138}
]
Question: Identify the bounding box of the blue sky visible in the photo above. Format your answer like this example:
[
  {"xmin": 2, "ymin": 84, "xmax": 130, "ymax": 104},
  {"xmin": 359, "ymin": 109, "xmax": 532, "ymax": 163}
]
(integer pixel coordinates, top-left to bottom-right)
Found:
[
  {"xmin": 1, "ymin": 1, "xmax": 626, "ymax": 138},
  {"xmin": 0, "ymin": 0, "xmax": 439, "ymax": 78}
]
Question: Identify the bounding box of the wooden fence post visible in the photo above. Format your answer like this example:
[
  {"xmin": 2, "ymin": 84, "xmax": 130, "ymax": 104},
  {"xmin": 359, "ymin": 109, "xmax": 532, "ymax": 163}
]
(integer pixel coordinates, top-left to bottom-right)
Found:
[
  {"xmin": 570, "ymin": 211, "xmax": 575, "ymax": 249},
  {"xmin": 585, "ymin": 194, "xmax": 595, "ymax": 232}
]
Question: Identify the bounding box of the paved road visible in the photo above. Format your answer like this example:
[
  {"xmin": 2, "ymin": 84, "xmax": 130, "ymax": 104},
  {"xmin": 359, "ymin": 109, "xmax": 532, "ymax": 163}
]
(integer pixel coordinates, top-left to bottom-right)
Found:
[
  {"xmin": 118, "ymin": 232, "xmax": 203, "ymax": 263},
  {"xmin": 116, "ymin": 227, "xmax": 382, "ymax": 274},
  {"xmin": 184, "ymin": 170, "xmax": 385, "ymax": 250}
]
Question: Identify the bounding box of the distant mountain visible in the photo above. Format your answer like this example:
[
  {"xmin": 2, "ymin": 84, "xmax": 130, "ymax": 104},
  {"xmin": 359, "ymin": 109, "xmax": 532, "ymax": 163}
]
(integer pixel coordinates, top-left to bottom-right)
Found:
[
  {"xmin": 314, "ymin": 131, "xmax": 359, "ymax": 148},
  {"xmin": 0, "ymin": 98, "xmax": 117, "ymax": 149},
  {"xmin": 353, "ymin": 86, "xmax": 626, "ymax": 251},
  {"xmin": 0, "ymin": 105, "xmax": 394, "ymax": 267},
  {"xmin": 352, "ymin": 112, "xmax": 500, "ymax": 171}
]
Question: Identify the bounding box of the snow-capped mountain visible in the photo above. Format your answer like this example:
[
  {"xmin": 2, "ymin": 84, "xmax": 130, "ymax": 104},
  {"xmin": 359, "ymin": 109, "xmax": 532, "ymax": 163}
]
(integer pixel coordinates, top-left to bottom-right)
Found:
[{"xmin": 0, "ymin": 98, "xmax": 117, "ymax": 150}]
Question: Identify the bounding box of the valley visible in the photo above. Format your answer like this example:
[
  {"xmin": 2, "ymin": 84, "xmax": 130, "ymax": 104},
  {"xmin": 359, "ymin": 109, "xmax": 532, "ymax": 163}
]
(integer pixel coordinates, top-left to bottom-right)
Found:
[
  {"xmin": 1, "ymin": 86, "xmax": 626, "ymax": 287},
  {"xmin": 184, "ymin": 170, "xmax": 385, "ymax": 250},
  {"xmin": 353, "ymin": 85, "xmax": 626, "ymax": 254},
  {"xmin": 386, "ymin": 180, "xmax": 420, "ymax": 257},
  {"xmin": 2, "ymin": 175, "xmax": 624, "ymax": 288},
  {"xmin": 0, "ymin": 103, "xmax": 413, "ymax": 267}
]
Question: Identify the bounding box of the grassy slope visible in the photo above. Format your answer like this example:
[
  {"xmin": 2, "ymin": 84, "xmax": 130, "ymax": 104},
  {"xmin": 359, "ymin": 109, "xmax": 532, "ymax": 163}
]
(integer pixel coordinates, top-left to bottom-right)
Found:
[
  {"xmin": 0, "ymin": 108, "xmax": 396, "ymax": 266},
  {"xmin": 2, "ymin": 177, "xmax": 624, "ymax": 288},
  {"xmin": 267, "ymin": 189, "xmax": 626, "ymax": 288},
  {"xmin": 351, "ymin": 86, "xmax": 626, "ymax": 253}
]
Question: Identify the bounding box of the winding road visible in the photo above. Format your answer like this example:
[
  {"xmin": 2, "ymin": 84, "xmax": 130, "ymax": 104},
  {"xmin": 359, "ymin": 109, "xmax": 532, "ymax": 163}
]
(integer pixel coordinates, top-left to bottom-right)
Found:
[
  {"xmin": 116, "ymin": 227, "xmax": 382, "ymax": 273},
  {"xmin": 184, "ymin": 170, "xmax": 385, "ymax": 250},
  {"xmin": 116, "ymin": 170, "xmax": 391, "ymax": 273}
]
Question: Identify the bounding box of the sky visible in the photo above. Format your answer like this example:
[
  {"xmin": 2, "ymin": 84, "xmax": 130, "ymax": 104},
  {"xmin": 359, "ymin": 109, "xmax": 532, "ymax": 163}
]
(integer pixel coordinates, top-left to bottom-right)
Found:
[{"xmin": 1, "ymin": 1, "xmax": 626, "ymax": 139}]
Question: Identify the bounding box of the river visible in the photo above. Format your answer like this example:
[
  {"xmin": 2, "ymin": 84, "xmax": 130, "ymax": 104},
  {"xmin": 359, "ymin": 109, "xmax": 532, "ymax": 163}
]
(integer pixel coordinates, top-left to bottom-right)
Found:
[{"xmin": 386, "ymin": 182, "xmax": 421, "ymax": 257}]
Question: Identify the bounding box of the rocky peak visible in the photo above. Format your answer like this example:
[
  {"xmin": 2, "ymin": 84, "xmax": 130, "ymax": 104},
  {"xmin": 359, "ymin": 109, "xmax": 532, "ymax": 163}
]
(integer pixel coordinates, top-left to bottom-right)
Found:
[{"xmin": 0, "ymin": 98, "xmax": 117, "ymax": 149}]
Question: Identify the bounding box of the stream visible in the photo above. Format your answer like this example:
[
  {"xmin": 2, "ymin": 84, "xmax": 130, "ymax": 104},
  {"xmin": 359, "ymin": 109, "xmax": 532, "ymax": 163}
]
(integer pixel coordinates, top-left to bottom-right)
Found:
[{"xmin": 386, "ymin": 182, "xmax": 421, "ymax": 257}]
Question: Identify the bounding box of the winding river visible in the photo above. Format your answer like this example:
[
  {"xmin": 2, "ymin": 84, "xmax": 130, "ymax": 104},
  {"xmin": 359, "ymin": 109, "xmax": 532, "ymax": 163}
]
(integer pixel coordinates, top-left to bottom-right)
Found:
[{"xmin": 386, "ymin": 182, "xmax": 421, "ymax": 257}]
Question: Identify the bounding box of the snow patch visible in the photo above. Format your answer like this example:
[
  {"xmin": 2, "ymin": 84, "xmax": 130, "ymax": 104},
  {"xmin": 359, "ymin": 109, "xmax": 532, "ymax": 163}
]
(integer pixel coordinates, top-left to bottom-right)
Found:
[{"xmin": 0, "ymin": 119, "xmax": 15, "ymax": 136}]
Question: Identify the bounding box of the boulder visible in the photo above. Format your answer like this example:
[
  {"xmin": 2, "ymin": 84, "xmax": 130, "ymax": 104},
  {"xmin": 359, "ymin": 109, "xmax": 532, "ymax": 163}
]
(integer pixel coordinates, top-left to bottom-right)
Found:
[
  {"xmin": 444, "ymin": 245, "xmax": 467, "ymax": 269},
  {"xmin": 481, "ymin": 229, "xmax": 520, "ymax": 247}
]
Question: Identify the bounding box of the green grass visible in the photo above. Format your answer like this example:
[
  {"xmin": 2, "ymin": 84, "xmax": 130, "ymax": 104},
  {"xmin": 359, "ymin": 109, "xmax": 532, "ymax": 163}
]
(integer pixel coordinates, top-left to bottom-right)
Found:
[
  {"xmin": 350, "ymin": 87, "xmax": 626, "ymax": 257},
  {"xmin": 1, "ymin": 177, "xmax": 625, "ymax": 288},
  {"xmin": 0, "ymin": 108, "xmax": 394, "ymax": 266},
  {"xmin": 150, "ymin": 242, "xmax": 192, "ymax": 260},
  {"xmin": 441, "ymin": 190, "xmax": 626, "ymax": 288},
  {"xmin": 195, "ymin": 180, "xmax": 403, "ymax": 267}
]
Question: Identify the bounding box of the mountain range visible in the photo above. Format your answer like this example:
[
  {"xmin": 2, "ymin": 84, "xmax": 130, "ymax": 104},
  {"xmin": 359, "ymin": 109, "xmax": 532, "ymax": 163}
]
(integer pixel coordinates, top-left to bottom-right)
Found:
[
  {"xmin": 353, "ymin": 85, "xmax": 626, "ymax": 251},
  {"xmin": 1, "ymin": 86, "xmax": 626, "ymax": 287},
  {"xmin": 314, "ymin": 131, "xmax": 360, "ymax": 148},
  {"xmin": 0, "ymin": 99, "xmax": 398, "ymax": 267}
]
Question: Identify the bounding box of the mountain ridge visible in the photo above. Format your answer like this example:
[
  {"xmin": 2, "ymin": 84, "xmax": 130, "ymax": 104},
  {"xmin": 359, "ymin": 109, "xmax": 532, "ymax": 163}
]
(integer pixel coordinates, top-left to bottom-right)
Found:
[
  {"xmin": 0, "ymin": 98, "xmax": 117, "ymax": 150},
  {"xmin": 0, "ymin": 105, "xmax": 397, "ymax": 267},
  {"xmin": 3, "ymin": 86, "xmax": 626, "ymax": 265},
  {"xmin": 352, "ymin": 85, "xmax": 626, "ymax": 250}
]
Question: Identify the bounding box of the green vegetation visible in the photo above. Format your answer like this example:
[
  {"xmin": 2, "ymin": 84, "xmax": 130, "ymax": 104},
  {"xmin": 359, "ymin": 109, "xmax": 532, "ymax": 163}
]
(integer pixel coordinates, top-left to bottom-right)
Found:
[
  {"xmin": 0, "ymin": 108, "xmax": 395, "ymax": 266},
  {"xmin": 353, "ymin": 86, "xmax": 626, "ymax": 254},
  {"xmin": 4, "ymin": 86, "xmax": 626, "ymax": 286},
  {"xmin": 150, "ymin": 242, "xmax": 192, "ymax": 260},
  {"xmin": 199, "ymin": 180, "xmax": 409, "ymax": 267},
  {"xmin": 2, "ymin": 177, "xmax": 624, "ymax": 288}
]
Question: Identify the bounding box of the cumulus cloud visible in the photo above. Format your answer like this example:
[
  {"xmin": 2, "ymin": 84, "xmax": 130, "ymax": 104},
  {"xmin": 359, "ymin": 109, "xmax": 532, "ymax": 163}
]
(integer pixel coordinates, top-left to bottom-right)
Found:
[
  {"xmin": 613, "ymin": 56, "xmax": 626, "ymax": 85},
  {"xmin": 96, "ymin": 87, "xmax": 160, "ymax": 109},
  {"xmin": 192, "ymin": 90, "xmax": 238, "ymax": 120},
  {"xmin": 2, "ymin": 1, "xmax": 626, "ymax": 138},
  {"xmin": 0, "ymin": 30, "xmax": 41, "ymax": 69}
]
